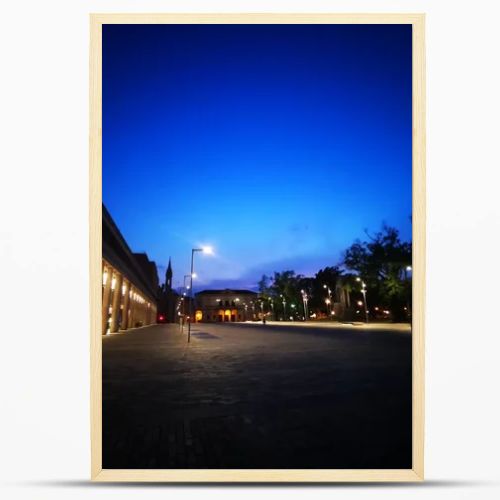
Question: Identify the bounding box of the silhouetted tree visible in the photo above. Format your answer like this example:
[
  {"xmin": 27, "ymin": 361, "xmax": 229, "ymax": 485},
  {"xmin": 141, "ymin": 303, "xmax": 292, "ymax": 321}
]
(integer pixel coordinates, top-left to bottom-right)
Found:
[
  {"xmin": 309, "ymin": 266, "xmax": 344, "ymax": 315},
  {"xmin": 343, "ymin": 224, "xmax": 411, "ymax": 321}
]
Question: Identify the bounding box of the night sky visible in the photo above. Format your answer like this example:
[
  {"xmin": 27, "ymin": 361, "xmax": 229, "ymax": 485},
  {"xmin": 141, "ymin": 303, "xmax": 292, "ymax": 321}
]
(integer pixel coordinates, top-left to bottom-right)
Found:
[{"xmin": 103, "ymin": 24, "xmax": 412, "ymax": 291}]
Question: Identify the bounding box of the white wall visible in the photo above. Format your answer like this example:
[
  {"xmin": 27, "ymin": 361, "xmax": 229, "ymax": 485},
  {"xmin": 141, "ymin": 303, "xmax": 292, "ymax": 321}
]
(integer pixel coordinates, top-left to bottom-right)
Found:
[{"xmin": 1, "ymin": 1, "xmax": 499, "ymax": 499}]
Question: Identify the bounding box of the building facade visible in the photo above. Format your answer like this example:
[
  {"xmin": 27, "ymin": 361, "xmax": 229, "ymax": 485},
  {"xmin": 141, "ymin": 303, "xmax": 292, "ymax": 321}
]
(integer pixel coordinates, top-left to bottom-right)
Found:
[
  {"xmin": 102, "ymin": 204, "xmax": 158, "ymax": 335},
  {"xmin": 195, "ymin": 289, "xmax": 259, "ymax": 322}
]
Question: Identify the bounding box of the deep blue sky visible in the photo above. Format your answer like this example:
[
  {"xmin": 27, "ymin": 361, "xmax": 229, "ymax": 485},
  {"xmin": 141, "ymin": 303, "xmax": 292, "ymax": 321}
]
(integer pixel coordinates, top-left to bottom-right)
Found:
[{"xmin": 103, "ymin": 24, "xmax": 412, "ymax": 291}]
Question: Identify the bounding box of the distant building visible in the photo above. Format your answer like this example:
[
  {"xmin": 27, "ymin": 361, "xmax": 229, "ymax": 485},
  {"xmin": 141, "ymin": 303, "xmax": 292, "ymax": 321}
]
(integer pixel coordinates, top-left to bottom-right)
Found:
[
  {"xmin": 102, "ymin": 204, "xmax": 158, "ymax": 334},
  {"xmin": 195, "ymin": 289, "xmax": 258, "ymax": 322},
  {"xmin": 157, "ymin": 258, "xmax": 179, "ymax": 322}
]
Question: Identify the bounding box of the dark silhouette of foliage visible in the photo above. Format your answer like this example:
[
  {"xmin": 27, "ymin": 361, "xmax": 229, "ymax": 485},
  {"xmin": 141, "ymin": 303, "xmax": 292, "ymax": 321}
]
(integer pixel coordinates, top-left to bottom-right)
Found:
[
  {"xmin": 257, "ymin": 224, "xmax": 412, "ymax": 322},
  {"xmin": 343, "ymin": 224, "xmax": 411, "ymax": 320}
]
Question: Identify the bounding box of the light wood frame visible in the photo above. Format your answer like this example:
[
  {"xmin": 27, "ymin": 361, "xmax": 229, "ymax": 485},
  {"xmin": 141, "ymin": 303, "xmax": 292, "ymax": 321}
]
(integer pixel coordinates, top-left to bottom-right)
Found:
[{"xmin": 90, "ymin": 13, "xmax": 425, "ymax": 482}]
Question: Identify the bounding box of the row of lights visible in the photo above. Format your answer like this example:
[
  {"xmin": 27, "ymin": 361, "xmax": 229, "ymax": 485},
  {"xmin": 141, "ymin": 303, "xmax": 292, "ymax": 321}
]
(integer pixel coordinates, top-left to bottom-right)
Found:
[
  {"xmin": 104, "ymin": 269, "xmax": 149, "ymax": 304},
  {"xmin": 175, "ymin": 255, "xmax": 411, "ymax": 333},
  {"xmin": 355, "ymin": 266, "xmax": 411, "ymax": 322}
]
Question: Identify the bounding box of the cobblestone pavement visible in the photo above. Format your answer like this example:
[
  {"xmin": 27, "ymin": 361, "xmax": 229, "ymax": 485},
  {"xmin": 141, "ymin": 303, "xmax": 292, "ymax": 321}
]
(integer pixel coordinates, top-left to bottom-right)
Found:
[{"xmin": 102, "ymin": 322, "xmax": 412, "ymax": 469}]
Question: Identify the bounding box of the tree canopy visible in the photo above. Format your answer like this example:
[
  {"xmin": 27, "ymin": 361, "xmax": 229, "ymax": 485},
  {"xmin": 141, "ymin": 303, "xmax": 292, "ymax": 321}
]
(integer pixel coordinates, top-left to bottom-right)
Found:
[
  {"xmin": 343, "ymin": 224, "xmax": 411, "ymax": 320},
  {"xmin": 254, "ymin": 224, "xmax": 411, "ymax": 322}
]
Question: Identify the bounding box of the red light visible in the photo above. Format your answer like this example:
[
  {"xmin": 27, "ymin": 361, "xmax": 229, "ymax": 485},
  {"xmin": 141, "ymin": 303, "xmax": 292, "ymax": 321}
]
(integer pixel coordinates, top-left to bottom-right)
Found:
[{"xmin": 159, "ymin": 315, "xmax": 164, "ymax": 320}]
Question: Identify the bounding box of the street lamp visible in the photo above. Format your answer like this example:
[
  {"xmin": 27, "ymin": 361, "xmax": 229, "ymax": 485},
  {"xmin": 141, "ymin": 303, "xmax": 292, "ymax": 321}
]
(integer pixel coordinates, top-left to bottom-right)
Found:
[
  {"xmin": 280, "ymin": 294, "xmax": 286, "ymax": 321},
  {"xmin": 188, "ymin": 246, "xmax": 213, "ymax": 343},
  {"xmin": 300, "ymin": 289, "xmax": 309, "ymax": 321},
  {"xmin": 404, "ymin": 266, "xmax": 412, "ymax": 319},
  {"xmin": 180, "ymin": 274, "xmax": 191, "ymax": 332},
  {"xmin": 325, "ymin": 298, "xmax": 331, "ymax": 317},
  {"xmin": 356, "ymin": 277, "xmax": 369, "ymax": 323},
  {"xmin": 323, "ymin": 284, "xmax": 332, "ymax": 318}
]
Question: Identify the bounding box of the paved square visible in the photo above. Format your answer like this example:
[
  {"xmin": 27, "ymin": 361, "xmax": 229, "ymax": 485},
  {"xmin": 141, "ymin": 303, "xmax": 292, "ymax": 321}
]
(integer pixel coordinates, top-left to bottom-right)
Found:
[{"xmin": 103, "ymin": 322, "xmax": 412, "ymax": 469}]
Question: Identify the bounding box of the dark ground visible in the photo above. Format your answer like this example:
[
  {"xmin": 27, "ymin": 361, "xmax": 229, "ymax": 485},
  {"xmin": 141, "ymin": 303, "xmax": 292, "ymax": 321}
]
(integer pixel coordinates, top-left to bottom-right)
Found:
[{"xmin": 102, "ymin": 322, "xmax": 412, "ymax": 469}]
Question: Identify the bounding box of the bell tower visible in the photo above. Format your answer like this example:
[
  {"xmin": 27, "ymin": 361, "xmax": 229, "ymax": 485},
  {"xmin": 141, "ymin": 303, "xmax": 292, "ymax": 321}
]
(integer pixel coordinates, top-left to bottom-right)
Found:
[{"xmin": 165, "ymin": 257, "xmax": 173, "ymax": 290}]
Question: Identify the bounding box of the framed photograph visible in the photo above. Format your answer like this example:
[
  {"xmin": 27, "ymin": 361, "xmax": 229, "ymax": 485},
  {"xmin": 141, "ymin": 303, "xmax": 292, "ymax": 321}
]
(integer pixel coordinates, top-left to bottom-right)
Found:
[{"xmin": 90, "ymin": 13, "xmax": 425, "ymax": 482}]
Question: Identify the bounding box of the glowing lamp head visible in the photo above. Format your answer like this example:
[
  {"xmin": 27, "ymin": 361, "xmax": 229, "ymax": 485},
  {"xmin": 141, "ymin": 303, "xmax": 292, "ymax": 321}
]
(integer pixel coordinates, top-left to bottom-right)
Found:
[{"xmin": 202, "ymin": 246, "xmax": 213, "ymax": 255}]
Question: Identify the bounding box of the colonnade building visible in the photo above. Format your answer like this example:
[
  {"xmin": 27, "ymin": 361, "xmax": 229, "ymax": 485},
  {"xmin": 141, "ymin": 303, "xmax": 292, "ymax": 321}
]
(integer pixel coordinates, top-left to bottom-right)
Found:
[
  {"xmin": 194, "ymin": 289, "xmax": 258, "ymax": 322},
  {"xmin": 102, "ymin": 204, "xmax": 158, "ymax": 335}
]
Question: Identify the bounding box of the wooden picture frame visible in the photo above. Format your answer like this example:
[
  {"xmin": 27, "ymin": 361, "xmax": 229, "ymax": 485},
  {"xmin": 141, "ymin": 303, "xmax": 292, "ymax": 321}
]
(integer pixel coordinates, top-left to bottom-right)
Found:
[{"xmin": 90, "ymin": 13, "xmax": 425, "ymax": 482}]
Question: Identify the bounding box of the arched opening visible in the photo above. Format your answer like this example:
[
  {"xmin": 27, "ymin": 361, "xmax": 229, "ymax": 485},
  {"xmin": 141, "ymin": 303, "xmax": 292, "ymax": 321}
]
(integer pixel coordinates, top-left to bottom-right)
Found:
[{"xmin": 224, "ymin": 309, "xmax": 231, "ymax": 322}]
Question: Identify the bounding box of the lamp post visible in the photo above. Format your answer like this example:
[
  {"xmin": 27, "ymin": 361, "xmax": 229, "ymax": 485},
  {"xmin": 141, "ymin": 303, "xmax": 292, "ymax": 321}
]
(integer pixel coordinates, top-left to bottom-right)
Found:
[
  {"xmin": 280, "ymin": 294, "xmax": 286, "ymax": 321},
  {"xmin": 188, "ymin": 246, "xmax": 213, "ymax": 343},
  {"xmin": 405, "ymin": 265, "xmax": 412, "ymax": 319},
  {"xmin": 180, "ymin": 274, "xmax": 191, "ymax": 332},
  {"xmin": 269, "ymin": 298, "xmax": 275, "ymax": 321},
  {"xmin": 356, "ymin": 277, "xmax": 369, "ymax": 323},
  {"xmin": 300, "ymin": 289, "xmax": 309, "ymax": 321},
  {"xmin": 323, "ymin": 284, "xmax": 332, "ymax": 318}
]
